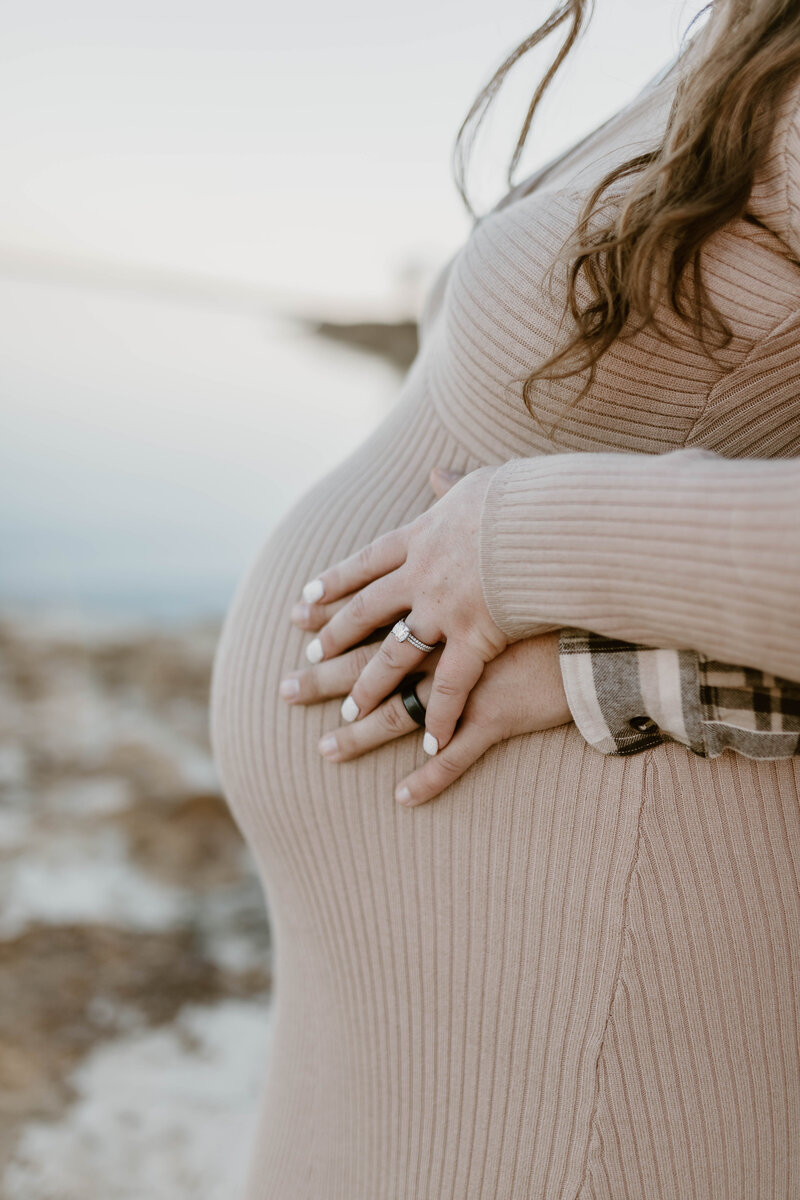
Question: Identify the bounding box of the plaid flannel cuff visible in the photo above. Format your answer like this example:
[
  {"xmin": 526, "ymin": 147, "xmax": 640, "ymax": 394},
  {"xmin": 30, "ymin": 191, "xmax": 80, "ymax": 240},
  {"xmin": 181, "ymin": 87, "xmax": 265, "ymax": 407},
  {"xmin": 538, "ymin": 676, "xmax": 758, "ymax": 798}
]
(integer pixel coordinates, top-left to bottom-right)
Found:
[
  {"xmin": 558, "ymin": 629, "xmax": 707, "ymax": 757},
  {"xmin": 559, "ymin": 630, "xmax": 800, "ymax": 759},
  {"xmin": 698, "ymin": 660, "xmax": 800, "ymax": 758}
]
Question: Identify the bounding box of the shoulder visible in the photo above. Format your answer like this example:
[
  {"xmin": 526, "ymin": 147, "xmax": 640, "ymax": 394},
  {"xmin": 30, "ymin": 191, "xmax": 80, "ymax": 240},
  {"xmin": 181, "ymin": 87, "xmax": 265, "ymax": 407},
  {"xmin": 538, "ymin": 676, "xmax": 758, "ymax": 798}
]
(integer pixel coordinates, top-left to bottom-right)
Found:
[{"xmin": 748, "ymin": 72, "xmax": 800, "ymax": 260}]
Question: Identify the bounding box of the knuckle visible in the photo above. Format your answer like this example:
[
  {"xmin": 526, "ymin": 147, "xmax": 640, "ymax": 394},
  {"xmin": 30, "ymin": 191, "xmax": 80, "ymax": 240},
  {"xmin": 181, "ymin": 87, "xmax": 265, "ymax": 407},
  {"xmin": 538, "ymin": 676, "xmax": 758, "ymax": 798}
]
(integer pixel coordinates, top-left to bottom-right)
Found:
[
  {"xmin": 468, "ymin": 705, "xmax": 499, "ymax": 736},
  {"xmin": 349, "ymin": 643, "xmax": 375, "ymax": 676},
  {"xmin": 377, "ymin": 698, "xmax": 412, "ymax": 735},
  {"xmin": 358, "ymin": 540, "xmax": 378, "ymax": 575},
  {"xmin": 348, "ymin": 590, "xmax": 368, "ymax": 623},
  {"xmin": 380, "ymin": 637, "xmax": 405, "ymax": 669},
  {"xmin": 319, "ymin": 662, "xmax": 356, "ymax": 702},
  {"xmin": 433, "ymin": 674, "xmax": 462, "ymax": 699},
  {"xmin": 434, "ymin": 749, "xmax": 462, "ymax": 778}
]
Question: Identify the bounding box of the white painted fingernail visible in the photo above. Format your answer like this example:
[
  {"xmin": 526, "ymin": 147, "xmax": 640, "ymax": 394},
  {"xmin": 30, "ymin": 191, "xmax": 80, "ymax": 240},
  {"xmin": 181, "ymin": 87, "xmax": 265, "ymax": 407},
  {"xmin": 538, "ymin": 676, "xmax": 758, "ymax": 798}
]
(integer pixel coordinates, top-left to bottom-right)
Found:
[
  {"xmin": 319, "ymin": 733, "xmax": 338, "ymax": 756},
  {"xmin": 341, "ymin": 695, "xmax": 359, "ymax": 722},
  {"xmin": 279, "ymin": 678, "xmax": 300, "ymax": 699},
  {"xmin": 302, "ymin": 578, "xmax": 325, "ymax": 603},
  {"xmin": 305, "ymin": 637, "xmax": 324, "ymax": 663},
  {"xmin": 423, "ymin": 732, "xmax": 438, "ymax": 756},
  {"xmin": 396, "ymin": 785, "xmax": 411, "ymax": 804}
]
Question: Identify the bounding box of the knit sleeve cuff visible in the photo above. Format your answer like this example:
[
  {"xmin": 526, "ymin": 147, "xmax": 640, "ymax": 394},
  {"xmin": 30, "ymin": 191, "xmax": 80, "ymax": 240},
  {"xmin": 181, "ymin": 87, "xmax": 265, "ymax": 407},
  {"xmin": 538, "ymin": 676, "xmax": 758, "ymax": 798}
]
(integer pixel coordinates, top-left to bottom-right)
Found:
[
  {"xmin": 477, "ymin": 451, "xmax": 653, "ymax": 643},
  {"xmin": 477, "ymin": 456, "xmax": 565, "ymax": 642}
]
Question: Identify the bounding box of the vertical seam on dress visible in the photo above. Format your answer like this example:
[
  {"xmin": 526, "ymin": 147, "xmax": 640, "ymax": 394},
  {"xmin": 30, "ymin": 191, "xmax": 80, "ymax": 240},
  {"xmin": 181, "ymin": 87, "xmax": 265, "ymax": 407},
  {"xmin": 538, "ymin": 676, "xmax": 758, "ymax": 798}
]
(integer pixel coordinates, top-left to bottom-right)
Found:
[{"xmin": 572, "ymin": 749, "xmax": 655, "ymax": 1200}]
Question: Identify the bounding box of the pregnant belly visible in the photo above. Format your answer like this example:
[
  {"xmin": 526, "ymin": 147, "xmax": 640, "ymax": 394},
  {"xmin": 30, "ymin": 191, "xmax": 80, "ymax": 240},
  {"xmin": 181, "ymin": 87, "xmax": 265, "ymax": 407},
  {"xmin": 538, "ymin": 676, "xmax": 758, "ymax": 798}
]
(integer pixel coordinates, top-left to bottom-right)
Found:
[
  {"xmin": 206, "ymin": 356, "xmax": 800, "ymax": 1200},
  {"xmin": 208, "ymin": 371, "xmax": 658, "ymax": 1198},
  {"xmin": 209, "ymin": 373, "xmax": 484, "ymax": 886}
]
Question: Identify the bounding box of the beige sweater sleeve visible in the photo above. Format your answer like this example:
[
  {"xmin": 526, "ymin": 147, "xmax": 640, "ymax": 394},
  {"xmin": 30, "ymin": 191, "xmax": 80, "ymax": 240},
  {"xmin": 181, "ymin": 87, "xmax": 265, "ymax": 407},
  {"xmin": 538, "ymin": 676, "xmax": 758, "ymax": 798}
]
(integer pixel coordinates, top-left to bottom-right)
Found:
[
  {"xmin": 478, "ymin": 448, "xmax": 800, "ymax": 683},
  {"xmin": 478, "ymin": 74, "xmax": 800, "ymax": 685}
]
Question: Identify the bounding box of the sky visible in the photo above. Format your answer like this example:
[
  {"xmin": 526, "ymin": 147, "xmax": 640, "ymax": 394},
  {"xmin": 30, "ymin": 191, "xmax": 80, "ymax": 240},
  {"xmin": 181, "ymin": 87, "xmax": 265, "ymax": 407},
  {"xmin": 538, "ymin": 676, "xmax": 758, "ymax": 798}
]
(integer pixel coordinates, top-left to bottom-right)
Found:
[
  {"xmin": 0, "ymin": 0, "xmax": 709, "ymax": 617},
  {"xmin": 0, "ymin": 0, "xmax": 707, "ymax": 316}
]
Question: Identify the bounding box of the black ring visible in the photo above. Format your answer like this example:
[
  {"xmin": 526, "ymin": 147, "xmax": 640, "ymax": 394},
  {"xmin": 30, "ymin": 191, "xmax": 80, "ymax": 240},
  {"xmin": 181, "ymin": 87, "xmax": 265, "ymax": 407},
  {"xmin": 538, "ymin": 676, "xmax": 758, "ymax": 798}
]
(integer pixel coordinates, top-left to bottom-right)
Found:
[{"xmin": 400, "ymin": 674, "xmax": 426, "ymax": 727}]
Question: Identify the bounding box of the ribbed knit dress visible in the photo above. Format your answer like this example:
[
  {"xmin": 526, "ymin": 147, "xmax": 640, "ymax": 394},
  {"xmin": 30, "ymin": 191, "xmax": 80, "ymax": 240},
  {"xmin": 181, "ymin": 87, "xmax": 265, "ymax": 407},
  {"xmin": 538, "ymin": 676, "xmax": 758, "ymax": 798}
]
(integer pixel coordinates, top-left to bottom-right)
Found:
[{"xmin": 210, "ymin": 45, "xmax": 800, "ymax": 1200}]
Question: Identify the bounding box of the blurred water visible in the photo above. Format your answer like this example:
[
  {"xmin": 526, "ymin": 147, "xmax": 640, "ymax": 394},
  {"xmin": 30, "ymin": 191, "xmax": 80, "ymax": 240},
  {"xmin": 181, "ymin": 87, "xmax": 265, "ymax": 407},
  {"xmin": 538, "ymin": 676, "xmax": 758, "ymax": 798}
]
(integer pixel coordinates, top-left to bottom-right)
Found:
[{"xmin": 0, "ymin": 276, "xmax": 401, "ymax": 623}]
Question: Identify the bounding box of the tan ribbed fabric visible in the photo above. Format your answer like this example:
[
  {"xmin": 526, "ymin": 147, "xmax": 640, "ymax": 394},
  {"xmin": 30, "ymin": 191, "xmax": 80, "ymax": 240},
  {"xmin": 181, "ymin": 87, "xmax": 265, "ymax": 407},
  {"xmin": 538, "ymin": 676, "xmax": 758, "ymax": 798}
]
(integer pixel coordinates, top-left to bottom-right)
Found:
[
  {"xmin": 479, "ymin": 449, "xmax": 800, "ymax": 680},
  {"xmin": 210, "ymin": 43, "xmax": 800, "ymax": 1200}
]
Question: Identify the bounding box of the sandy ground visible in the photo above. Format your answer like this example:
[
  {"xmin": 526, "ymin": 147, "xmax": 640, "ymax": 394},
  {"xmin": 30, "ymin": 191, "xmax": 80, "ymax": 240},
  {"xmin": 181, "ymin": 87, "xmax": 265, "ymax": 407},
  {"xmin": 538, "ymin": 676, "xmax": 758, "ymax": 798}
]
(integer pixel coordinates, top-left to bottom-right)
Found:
[{"xmin": 0, "ymin": 615, "xmax": 272, "ymax": 1199}]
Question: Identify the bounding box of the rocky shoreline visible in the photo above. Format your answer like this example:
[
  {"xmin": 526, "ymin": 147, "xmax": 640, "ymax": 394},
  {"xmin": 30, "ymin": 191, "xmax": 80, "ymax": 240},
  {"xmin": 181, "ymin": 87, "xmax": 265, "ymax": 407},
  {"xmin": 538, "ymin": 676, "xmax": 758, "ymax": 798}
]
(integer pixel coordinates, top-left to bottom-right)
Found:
[
  {"xmin": 0, "ymin": 616, "xmax": 272, "ymax": 1198},
  {"xmin": 307, "ymin": 317, "xmax": 419, "ymax": 371}
]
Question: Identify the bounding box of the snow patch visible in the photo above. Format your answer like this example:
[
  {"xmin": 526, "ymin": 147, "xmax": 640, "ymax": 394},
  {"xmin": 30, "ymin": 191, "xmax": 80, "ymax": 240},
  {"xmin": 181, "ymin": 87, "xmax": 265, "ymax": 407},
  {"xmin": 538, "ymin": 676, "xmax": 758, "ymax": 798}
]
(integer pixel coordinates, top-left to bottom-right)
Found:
[
  {"xmin": 0, "ymin": 827, "xmax": 191, "ymax": 938},
  {"xmin": 5, "ymin": 999, "xmax": 273, "ymax": 1200}
]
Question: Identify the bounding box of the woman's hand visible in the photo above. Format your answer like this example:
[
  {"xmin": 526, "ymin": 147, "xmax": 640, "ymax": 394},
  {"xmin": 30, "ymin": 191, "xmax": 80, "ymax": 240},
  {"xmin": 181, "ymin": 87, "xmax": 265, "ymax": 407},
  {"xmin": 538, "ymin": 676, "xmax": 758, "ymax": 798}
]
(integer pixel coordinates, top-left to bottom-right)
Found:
[
  {"xmin": 279, "ymin": 627, "xmax": 571, "ymax": 806},
  {"xmin": 288, "ymin": 463, "xmax": 508, "ymax": 759}
]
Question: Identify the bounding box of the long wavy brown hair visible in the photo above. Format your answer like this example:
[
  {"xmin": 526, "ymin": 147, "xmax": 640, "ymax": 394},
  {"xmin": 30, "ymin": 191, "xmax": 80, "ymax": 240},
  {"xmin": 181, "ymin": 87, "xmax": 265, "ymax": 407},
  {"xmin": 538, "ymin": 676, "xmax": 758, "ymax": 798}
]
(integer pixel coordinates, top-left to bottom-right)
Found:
[{"xmin": 454, "ymin": 0, "xmax": 800, "ymax": 415}]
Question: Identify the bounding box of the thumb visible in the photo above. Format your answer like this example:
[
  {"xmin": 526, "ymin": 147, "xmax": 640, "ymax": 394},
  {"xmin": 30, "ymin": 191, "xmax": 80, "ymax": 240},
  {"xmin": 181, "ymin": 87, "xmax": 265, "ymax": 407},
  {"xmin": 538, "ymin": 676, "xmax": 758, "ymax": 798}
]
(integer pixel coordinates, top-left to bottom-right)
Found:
[{"xmin": 429, "ymin": 465, "xmax": 465, "ymax": 498}]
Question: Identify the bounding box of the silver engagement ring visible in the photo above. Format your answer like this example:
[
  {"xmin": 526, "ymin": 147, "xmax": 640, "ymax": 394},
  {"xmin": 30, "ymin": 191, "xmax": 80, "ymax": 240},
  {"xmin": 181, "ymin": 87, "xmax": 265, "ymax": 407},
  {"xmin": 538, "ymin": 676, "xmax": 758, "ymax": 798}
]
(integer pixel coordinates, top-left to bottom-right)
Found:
[{"xmin": 391, "ymin": 618, "xmax": 439, "ymax": 654}]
